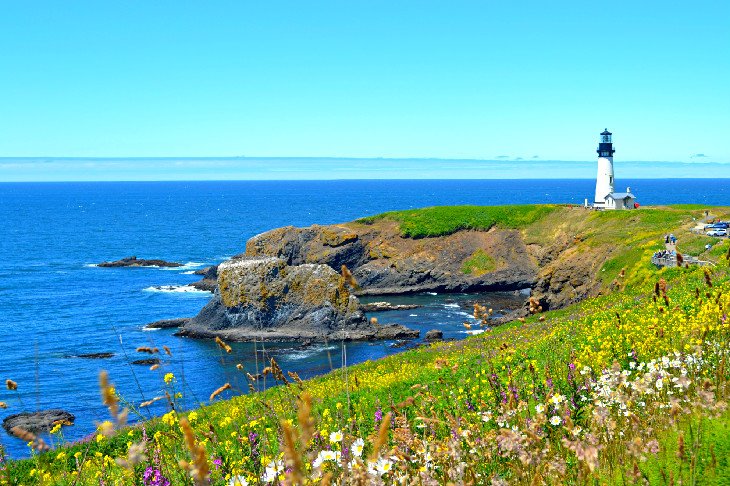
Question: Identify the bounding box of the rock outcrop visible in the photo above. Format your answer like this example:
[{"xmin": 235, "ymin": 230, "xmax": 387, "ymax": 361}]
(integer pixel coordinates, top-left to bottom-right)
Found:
[
  {"xmin": 178, "ymin": 256, "xmax": 416, "ymax": 342},
  {"xmin": 144, "ymin": 318, "xmax": 191, "ymax": 330},
  {"xmin": 189, "ymin": 265, "xmax": 218, "ymax": 292},
  {"xmin": 360, "ymin": 302, "xmax": 421, "ymax": 312},
  {"xmin": 98, "ymin": 256, "xmax": 181, "ymax": 268},
  {"xmin": 3, "ymin": 410, "xmax": 75, "ymax": 435},
  {"xmin": 246, "ymin": 223, "xmax": 537, "ymax": 295},
  {"xmin": 425, "ymin": 329, "xmax": 444, "ymax": 341}
]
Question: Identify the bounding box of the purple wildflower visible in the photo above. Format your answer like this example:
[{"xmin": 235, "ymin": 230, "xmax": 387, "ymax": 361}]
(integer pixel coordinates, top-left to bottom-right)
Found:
[
  {"xmin": 374, "ymin": 406, "xmax": 383, "ymax": 423},
  {"xmin": 143, "ymin": 467, "xmax": 170, "ymax": 486}
]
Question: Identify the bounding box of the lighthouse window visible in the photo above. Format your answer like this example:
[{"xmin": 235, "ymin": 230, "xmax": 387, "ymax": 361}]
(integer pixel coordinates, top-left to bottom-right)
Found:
[{"xmin": 610, "ymin": 176, "xmax": 614, "ymax": 184}]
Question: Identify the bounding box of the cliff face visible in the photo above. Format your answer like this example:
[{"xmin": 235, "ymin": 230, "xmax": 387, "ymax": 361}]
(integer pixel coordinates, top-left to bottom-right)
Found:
[
  {"xmin": 183, "ymin": 206, "xmax": 697, "ymax": 340},
  {"xmin": 178, "ymin": 256, "xmax": 419, "ymax": 342},
  {"xmin": 246, "ymin": 222, "xmax": 538, "ymax": 295}
]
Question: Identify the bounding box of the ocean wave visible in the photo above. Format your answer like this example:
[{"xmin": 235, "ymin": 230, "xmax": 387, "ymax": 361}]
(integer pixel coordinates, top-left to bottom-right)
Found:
[
  {"xmin": 143, "ymin": 285, "xmax": 211, "ymax": 295},
  {"xmin": 460, "ymin": 329, "xmax": 485, "ymax": 335},
  {"xmin": 83, "ymin": 263, "xmax": 98, "ymax": 268},
  {"xmin": 181, "ymin": 270, "xmax": 197, "ymax": 275},
  {"xmin": 443, "ymin": 303, "xmax": 460, "ymax": 308},
  {"xmin": 426, "ymin": 292, "xmax": 438, "ymax": 295},
  {"xmin": 286, "ymin": 345, "xmax": 338, "ymax": 361},
  {"xmin": 409, "ymin": 314, "xmax": 418, "ymax": 317},
  {"xmin": 159, "ymin": 262, "xmax": 206, "ymax": 271}
]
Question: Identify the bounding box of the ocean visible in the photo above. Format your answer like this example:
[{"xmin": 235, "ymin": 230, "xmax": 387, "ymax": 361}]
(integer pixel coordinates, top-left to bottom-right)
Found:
[{"xmin": 0, "ymin": 178, "xmax": 728, "ymax": 458}]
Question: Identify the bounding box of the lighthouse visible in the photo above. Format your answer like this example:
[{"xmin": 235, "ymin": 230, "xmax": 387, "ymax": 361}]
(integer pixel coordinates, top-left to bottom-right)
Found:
[
  {"xmin": 591, "ymin": 129, "xmax": 636, "ymax": 210},
  {"xmin": 594, "ymin": 129, "xmax": 615, "ymax": 207}
]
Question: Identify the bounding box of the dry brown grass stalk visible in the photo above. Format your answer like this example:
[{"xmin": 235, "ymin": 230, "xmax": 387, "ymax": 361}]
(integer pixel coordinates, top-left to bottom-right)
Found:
[
  {"xmin": 139, "ymin": 396, "xmax": 165, "ymax": 408},
  {"xmin": 297, "ymin": 392, "xmax": 315, "ymax": 445},
  {"xmin": 9, "ymin": 426, "xmax": 48, "ymax": 452},
  {"xmin": 341, "ymin": 264, "xmax": 359, "ymax": 289},
  {"xmin": 179, "ymin": 417, "xmax": 210, "ymax": 485},
  {"xmin": 136, "ymin": 346, "xmax": 158, "ymax": 354},
  {"xmin": 281, "ymin": 421, "xmax": 304, "ymax": 485},
  {"xmin": 209, "ymin": 383, "xmax": 232, "ymax": 402},
  {"xmin": 368, "ymin": 411, "xmax": 392, "ymax": 462},
  {"xmin": 215, "ymin": 337, "xmax": 232, "ymax": 353}
]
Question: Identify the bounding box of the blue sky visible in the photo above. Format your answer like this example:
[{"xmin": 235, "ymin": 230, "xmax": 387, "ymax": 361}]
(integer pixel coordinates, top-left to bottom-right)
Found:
[{"xmin": 0, "ymin": 1, "xmax": 728, "ymax": 179}]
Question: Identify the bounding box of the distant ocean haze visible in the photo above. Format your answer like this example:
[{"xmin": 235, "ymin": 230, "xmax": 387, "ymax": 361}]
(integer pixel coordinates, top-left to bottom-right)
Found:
[
  {"xmin": 0, "ymin": 157, "xmax": 729, "ymax": 181},
  {"xmin": 0, "ymin": 179, "xmax": 728, "ymax": 458}
]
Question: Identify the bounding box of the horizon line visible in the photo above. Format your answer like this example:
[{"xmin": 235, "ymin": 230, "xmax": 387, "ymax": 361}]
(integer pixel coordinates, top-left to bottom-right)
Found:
[
  {"xmin": 2, "ymin": 177, "xmax": 730, "ymax": 184},
  {"xmin": 0, "ymin": 156, "xmax": 727, "ymax": 164}
]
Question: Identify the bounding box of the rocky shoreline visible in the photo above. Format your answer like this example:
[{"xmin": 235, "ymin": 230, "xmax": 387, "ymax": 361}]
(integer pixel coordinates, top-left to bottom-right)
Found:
[{"xmin": 140, "ymin": 210, "xmax": 606, "ymax": 343}]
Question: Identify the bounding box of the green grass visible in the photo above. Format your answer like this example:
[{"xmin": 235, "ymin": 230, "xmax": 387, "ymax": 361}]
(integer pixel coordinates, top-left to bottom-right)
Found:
[
  {"xmin": 357, "ymin": 204, "xmax": 559, "ymax": 238},
  {"xmin": 461, "ymin": 248, "xmax": 496, "ymax": 276},
  {"xmin": 679, "ymin": 233, "xmax": 721, "ymax": 256}
]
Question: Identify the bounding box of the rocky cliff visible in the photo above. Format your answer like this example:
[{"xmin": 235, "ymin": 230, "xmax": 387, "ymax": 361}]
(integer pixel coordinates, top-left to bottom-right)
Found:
[
  {"xmin": 245, "ymin": 222, "xmax": 537, "ymax": 295},
  {"xmin": 178, "ymin": 256, "xmax": 418, "ymax": 342}
]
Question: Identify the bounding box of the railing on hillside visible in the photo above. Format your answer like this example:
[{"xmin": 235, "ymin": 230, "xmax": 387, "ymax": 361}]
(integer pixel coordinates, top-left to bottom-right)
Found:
[{"xmin": 651, "ymin": 254, "xmax": 714, "ymax": 268}]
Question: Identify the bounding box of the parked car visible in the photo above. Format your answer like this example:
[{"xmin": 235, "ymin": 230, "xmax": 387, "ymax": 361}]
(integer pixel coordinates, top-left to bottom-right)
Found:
[
  {"xmin": 705, "ymin": 222, "xmax": 729, "ymax": 230},
  {"xmin": 707, "ymin": 229, "xmax": 728, "ymax": 237}
]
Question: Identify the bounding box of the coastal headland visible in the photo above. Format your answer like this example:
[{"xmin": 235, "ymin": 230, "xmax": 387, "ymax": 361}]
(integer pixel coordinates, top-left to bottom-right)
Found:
[{"xmin": 174, "ymin": 204, "xmax": 715, "ymax": 341}]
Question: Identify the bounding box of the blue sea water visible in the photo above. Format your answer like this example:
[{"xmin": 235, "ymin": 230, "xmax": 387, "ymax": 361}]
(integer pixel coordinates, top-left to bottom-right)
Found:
[{"xmin": 0, "ymin": 178, "xmax": 729, "ymax": 458}]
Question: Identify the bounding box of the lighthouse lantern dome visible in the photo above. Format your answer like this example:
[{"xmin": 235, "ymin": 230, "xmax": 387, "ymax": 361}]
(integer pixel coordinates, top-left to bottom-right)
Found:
[
  {"xmin": 600, "ymin": 129, "xmax": 612, "ymax": 143},
  {"xmin": 597, "ymin": 128, "xmax": 615, "ymax": 157}
]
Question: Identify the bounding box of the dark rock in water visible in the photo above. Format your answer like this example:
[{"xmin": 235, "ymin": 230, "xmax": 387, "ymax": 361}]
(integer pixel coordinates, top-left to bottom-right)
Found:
[
  {"xmin": 3, "ymin": 410, "xmax": 75, "ymax": 435},
  {"xmin": 425, "ymin": 329, "xmax": 444, "ymax": 341},
  {"xmin": 131, "ymin": 358, "xmax": 160, "ymax": 366},
  {"xmin": 360, "ymin": 302, "xmax": 421, "ymax": 312},
  {"xmin": 189, "ymin": 265, "xmax": 218, "ymax": 292},
  {"xmin": 144, "ymin": 318, "xmax": 191, "ymax": 329},
  {"xmin": 194, "ymin": 265, "xmax": 218, "ymax": 278},
  {"xmin": 98, "ymin": 256, "xmax": 182, "ymax": 268},
  {"xmin": 372, "ymin": 324, "xmax": 420, "ymax": 340},
  {"xmin": 75, "ymin": 353, "xmax": 114, "ymax": 359},
  {"xmin": 177, "ymin": 256, "xmax": 418, "ymax": 342}
]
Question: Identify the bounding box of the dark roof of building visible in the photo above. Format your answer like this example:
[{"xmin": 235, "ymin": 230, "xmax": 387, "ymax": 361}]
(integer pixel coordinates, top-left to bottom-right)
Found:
[{"xmin": 601, "ymin": 128, "xmax": 612, "ymax": 135}]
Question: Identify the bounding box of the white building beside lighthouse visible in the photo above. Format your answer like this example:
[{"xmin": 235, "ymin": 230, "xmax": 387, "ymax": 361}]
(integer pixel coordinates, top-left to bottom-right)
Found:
[{"xmin": 592, "ymin": 129, "xmax": 636, "ymax": 209}]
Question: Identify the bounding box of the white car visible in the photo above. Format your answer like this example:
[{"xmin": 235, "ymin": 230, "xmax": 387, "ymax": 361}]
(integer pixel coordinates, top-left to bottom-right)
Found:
[{"xmin": 707, "ymin": 229, "xmax": 728, "ymax": 237}]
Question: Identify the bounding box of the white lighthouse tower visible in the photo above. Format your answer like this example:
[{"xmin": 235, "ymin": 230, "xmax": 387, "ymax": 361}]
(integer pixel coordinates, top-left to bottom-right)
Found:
[
  {"xmin": 591, "ymin": 128, "xmax": 636, "ymax": 209},
  {"xmin": 593, "ymin": 128, "xmax": 615, "ymax": 208}
]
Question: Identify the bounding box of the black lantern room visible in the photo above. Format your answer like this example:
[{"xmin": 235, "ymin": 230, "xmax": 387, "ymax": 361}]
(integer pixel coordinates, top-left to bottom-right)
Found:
[{"xmin": 597, "ymin": 128, "xmax": 615, "ymax": 157}]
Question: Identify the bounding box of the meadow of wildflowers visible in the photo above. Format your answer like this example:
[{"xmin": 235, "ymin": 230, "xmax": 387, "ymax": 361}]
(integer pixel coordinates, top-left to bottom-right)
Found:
[{"xmin": 1, "ymin": 209, "xmax": 730, "ymax": 485}]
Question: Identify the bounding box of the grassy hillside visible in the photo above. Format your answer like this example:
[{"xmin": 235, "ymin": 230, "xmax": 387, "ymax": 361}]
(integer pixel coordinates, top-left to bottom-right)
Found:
[
  {"xmin": 3, "ymin": 205, "xmax": 730, "ymax": 485},
  {"xmin": 357, "ymin": 204, "xmax": 559, "ymax": 238}
]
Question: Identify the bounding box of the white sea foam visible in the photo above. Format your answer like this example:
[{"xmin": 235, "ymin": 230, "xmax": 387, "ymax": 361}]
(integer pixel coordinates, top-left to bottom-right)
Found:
[
  {"xmin": 83, "ymin": 263, "xmax": 98, "ymax": 268},
  {"xmin": 426, "ymin": 292, "xmax": 438, "ymax": 295},
  {"xmin": 443, "ymin": 303, "xmax": 460, "ymax": 308},
  {"xmin": 143, "ymin": 285, "xmax": 211, "ymax": 295},
  {"xmin": 160, "ymin": 261, "xmax": 206, "ymax": 271},
  {"xmin": 461, "ymin": 329, "xmax": 485, "ymax": 335},
  {"xmin": 286, "ymin": 345, "xmax": 338, "ymax": 361},
  {"xmin": 409, "ymin": 314, "xmax": 418, "ymax": 317},
  {"xmin": 181, "ymin": 271, "xmax": 197, "ymax": 275}
]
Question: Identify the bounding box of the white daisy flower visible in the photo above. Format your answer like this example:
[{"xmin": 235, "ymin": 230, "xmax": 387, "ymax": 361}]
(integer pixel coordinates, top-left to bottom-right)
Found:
[{"xmin": 351, "ymin": 438, "xmax": 365, "ymax": 457}]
